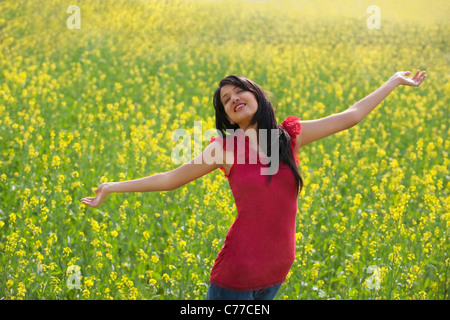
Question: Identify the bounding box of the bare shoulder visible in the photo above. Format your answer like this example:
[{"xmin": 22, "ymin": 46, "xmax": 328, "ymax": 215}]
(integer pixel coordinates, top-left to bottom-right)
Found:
[
  {"xmin": 164, "ymin": 140, "xmax": 230, "ymax": 190},
  {"xmin": 208, "ymin": 138, "xmax": 234, "ymax": 167}
]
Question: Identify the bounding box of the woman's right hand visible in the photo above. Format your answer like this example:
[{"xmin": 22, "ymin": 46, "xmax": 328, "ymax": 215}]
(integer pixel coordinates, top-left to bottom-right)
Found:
[{"xmin": 81, "ymin": 182, "xmax": 114, "ymax": 208}]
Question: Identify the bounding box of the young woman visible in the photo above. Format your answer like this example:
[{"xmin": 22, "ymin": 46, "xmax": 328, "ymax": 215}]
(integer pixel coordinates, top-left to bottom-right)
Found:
[{"xmin": 81, "ymin": 70, "xmax": 426, "ymax": 300}]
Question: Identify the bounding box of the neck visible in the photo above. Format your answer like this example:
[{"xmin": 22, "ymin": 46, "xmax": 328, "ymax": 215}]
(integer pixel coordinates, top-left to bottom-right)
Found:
[{"xmin": 242, "ymin": 123, "xmax": 258, "ymax": 140}]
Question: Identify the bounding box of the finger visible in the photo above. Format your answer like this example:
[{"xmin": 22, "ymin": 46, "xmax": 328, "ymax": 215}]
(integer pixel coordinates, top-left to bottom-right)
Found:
[
  {"xmin": 416, "ymin": 70, "xmax": 425, "ymax": 78},
  {"xmin": 412, "ymin": 70, "xmax": 420, "ymax": 79},
  {"xmin": 81, "ymin": 197, "xmax": 94, "ymax": 204},
  {"xmin": 84, "ymin": 201, "xmax": 95, "ymax": 207},
  {"xmin": 419, "ymin": 72, "xmax": 426, "ymax": 84},
  {"xmin": 83, "ymin": 199, "xmax": 97, "ymax": 207},
  {"xmin": 414, "ymin": 74, "xmax": 425, "ymax": 86}
]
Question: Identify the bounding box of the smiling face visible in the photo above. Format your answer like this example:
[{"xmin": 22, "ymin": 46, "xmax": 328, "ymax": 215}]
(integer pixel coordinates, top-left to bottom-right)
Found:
[{"xmin": 220, "ymin": 84, "xmax": 258, "ymax": 129}]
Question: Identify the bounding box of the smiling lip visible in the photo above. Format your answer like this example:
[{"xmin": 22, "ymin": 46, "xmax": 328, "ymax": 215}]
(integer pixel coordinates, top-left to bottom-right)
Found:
[{"xmin": 234, "ymin": 103, "xmax": 246, "ymax": 112}]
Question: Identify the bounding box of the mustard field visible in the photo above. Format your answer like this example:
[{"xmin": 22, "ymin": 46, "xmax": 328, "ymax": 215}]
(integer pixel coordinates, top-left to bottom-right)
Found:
[{"xmin": 0, "ymin": 0, "xmax": 449, "ymax": 299}]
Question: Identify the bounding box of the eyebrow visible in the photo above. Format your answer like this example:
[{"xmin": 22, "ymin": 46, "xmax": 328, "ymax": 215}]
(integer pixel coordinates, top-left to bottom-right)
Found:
[{"xmin": 221, "ymin": 86, "xmax": 238, "ymax": 102}]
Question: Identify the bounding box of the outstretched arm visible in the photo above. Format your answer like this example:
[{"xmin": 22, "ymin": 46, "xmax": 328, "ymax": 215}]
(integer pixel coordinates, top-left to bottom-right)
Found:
[
  {"xmin": 348, "ymin": 70, "xmax": 426, "ymax": 123},
  {"xmin": 297, "ymin": 70, "xmax": 426, "ymax": 148},
  {"xmin": 81, "ymin": 140, "xmax": 225, "ymax": 207}
]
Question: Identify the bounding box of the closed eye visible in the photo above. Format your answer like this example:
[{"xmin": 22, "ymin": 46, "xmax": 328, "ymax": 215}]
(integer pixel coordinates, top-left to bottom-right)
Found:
[{"xmin": 223, "ymin": 88, "xmax": 245, "ymax": 104}]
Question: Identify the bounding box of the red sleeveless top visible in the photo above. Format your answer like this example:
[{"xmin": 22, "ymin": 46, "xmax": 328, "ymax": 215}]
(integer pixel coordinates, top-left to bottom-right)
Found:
[{"xmin": 208, "ymin": 116, "xmax": 301, "ymax": 291}]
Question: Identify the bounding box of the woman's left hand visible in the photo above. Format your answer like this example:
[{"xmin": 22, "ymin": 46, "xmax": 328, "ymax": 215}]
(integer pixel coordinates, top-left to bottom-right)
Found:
[{"xmin": 391, "ymin": 70, "xmax": 426, "ymax": 87}]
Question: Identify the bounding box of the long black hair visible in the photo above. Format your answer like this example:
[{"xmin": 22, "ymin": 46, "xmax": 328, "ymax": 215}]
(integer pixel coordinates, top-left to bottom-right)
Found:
[{"xmin": 213, "ymin": 75, "xmax": 303, "ymax": 195}]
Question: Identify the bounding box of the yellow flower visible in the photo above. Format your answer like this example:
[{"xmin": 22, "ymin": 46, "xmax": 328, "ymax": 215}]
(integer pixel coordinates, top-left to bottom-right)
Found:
[
  {"xmin": 137, "ymin": 248, "xmax": 148, "ymax": 260},
  {"xmin": 6, "ymin": 280, "xmax": 14, "ymax": 289},
  {"xmin": 51, "ymin": 155, "xmax": 61, "ymax": 168},
  {"xmin": 304, "ymin": 244, "xmax": 314, "ymax": 256},
  {"xmin": 47, "ymin": 233, "xmax": 57, "ymax": 246},
  {"xmin": 178, "ymin": 240, "xmax": 187, "ymax": 249},
  {"xmin": 63, "ymin": 247, "xmax": 72, "ymax": 258},
  {"xmin": 151, "ymin": 254, "xmax": 159, "ymax": 264},
  {"xmin": 148, "ymin": 279, "xmax": 157, "ymax": 287},
  {"xmin": 64, "ymin": 194, "xmax": 73, "ymax": 204},
  {"xmin": 17, "ymin": 282, "xmax": 26, "ymax": 299},
  {"xmin": 84, "ymin": 277, "xmax": 94, "ymax": 289},
  {"xmin": 9, "ymin": 212, "xmax": 17, "ymax": 224},
  {"xmin": 110, "ymin": 272, "xmax": 117, "ymax": 282},
  {"xmin": 82, "ymin": 289, "xmax": 90, "ymax": 299}
]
